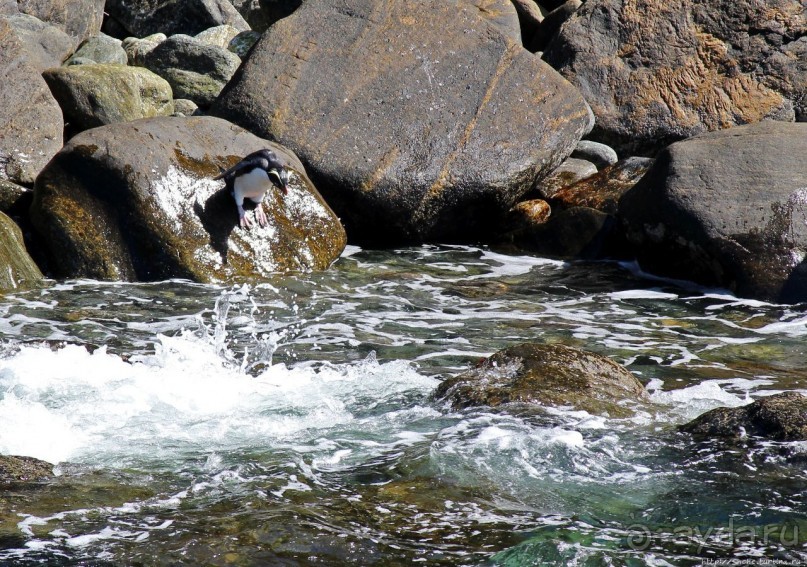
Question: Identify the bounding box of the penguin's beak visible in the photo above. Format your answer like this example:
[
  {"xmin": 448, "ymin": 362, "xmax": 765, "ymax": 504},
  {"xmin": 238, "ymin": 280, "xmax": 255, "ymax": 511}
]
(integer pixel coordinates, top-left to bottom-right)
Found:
[{"xmin": 269, "ymin": 168, "xmax": 290, "ymax": 194}]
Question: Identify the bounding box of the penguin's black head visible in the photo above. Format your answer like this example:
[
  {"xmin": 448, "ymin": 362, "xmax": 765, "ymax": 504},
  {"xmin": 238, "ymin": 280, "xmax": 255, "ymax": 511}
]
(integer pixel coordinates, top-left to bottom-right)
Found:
[{"xmin": 267, "ymin": 167, "xmax": 290, "ymax": 194}]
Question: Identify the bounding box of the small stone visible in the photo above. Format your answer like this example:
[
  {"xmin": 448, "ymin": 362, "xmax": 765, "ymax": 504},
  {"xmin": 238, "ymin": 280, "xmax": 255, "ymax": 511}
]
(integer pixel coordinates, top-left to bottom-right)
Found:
[{"xmin": 571, "ymin": 140, "xmax": 619, "ymax": 169}]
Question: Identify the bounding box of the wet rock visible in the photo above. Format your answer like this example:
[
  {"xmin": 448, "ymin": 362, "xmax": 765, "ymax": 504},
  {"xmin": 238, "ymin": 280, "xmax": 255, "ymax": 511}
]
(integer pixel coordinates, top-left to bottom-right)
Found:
[
  {"xmin": 16, "ymin": 0, "xmax": 104, "ymax": 49},
  {"xmin": 0, "ymin": 179, "xmax": 30, "ymax": 214},
  {"xmin": 195, "ymin": 24, "xmax": 240, "ymax": 49},
  {"xmin": 532, "ymin": 158, "xmax": 597, "ymax": 200},
  {"xmin": 212, "ymin": 0, "xmax": 591, "ymax": 245},
  {"xmin": 0, "ymin": 455, "xmax": 53, "ymax": 484},
  {"xmin": 66, "ymin": 33, "xmax": 128, "ymax": 65},
  {"xmin": 433, "ymin": 342, "xmax": 648, "ymax": 416},
  {"xmin": 527, "ymin": 0, "xmax": 581, "ymax": 52},
  {"xmin": 5, "ymin": 13, "xmax": 74, "ymax": 70},
  {"xmin": 122, "ymin": 33, "xmax": 167, "ymax": 66},
  {"xmin": 506, "ymin": 199, "xmax": 551, "ymax": 230},
  {"xmin": 30, "ymin": 116, "xmax": 346, "ymax": 282},
  {"xmin": 680, "ymin": 392, "xmax": 807, "ymax": 441},
  {"xmin": 227, "ymin": 30, "xmax": 260, "ymax": 57},
  {"xmin": 500, "ymin": 206, "xmax": 628, "ymax": 260},
  {"xmin": 105, "ymin": 0, "xmax": 249, "ymax": 38},
  {"xmin": 571, "ymin": 140, "xmax": 618, "ymax": 170},
  {"xmin": 550, "ymin": 157, "xmax": 653, "ymax": 214},
  {"xmin": 619, "ymin": 121, "xmax": 807, "ymax": 303},
  {"xmin": 0, "ymin": 211, "xmax": 43, "ymax": 291},
  {"xmin": 543, "ymin": 0, "xmax": 802, "ymax": 156},
  {"xmin": 0, "ymin": 18, "xmax": 64, "ymax": 185},
  {"xmin": 43, "ymin": 64, "xmax": 175, "ymax": 133},
  {"xmin": 141, "ymin": 34, "xmax": 242, "ymax": 108}
]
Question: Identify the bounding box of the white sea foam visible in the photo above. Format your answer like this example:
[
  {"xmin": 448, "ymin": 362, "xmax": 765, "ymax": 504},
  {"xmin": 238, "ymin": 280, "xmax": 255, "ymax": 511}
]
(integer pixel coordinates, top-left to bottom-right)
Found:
[{"xmin": 0, "ymin": 333, "xmax": 438, "ymax": 466}]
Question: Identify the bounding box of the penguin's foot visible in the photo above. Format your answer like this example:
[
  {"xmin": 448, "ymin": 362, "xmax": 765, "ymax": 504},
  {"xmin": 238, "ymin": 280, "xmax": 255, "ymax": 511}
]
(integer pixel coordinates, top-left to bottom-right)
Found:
[
  {"xmin": 239, "ymin": 212, "xmax": 253, "ymax": 229},
  {"xmin": 255, "ymin": 204, "xmax": 268, "ymax": 227}
]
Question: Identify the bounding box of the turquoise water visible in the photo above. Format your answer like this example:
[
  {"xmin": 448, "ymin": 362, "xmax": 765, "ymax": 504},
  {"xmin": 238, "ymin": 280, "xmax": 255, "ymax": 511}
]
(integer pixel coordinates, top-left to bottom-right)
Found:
[{"xmin": 0, "ymin": 245, "xmax": 805, "ymax": 565}]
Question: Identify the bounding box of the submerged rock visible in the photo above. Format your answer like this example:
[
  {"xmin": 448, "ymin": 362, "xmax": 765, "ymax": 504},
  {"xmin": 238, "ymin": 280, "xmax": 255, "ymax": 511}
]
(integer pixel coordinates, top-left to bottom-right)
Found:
[
  {"xmin": 0, "ymin": 211, "xmax": 42, "ymax": 291},
  {"xmin": 620, "ymin": 121, "xmax": 807, "ymax": 302},
  {"xmin": 43, "ymin": 64, "xmax": 175, "ymax": 132},
  {"xmin": 680, "ymin": 392, "xmax": 807, "ymax": 441},
  {"xmin": 0, "ymin": 18, "xmax": 64, "ymax": 185},
  {"xmin": 211, "ymin": 0, "xmax": 591, "ymax": 245},
  {"xmin": 543, "ymin": 0, "xmax": 802, "ymax": 156},
  {"xmin": 30, "ymin": 116, "xmax": 346, "ymax": 282},
  {"xmin": 0, "ymin": 455, "xmax": 53, "ymax": 484},
  {"xmin": 433, "ymin": 343, "xmax": 647, "ymax": 416}
]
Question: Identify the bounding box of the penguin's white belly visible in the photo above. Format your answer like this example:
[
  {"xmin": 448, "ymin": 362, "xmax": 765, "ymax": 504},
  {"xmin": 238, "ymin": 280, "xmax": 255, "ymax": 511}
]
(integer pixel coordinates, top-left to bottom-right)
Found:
[{"xmin": 234, "ymin": 169, "xmax": 272, "ymax": 202}]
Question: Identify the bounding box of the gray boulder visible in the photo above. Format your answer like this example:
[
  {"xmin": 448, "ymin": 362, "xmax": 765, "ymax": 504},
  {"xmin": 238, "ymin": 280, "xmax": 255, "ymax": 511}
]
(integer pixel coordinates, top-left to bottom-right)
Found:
[
  {"xmin": 544, "ymin": 0, "xmax": 802, "ymax": 156},
  {"xmin": 571, "ymin": 140, "xmax": 618, "ymax": 170},
  {"xmin": 619, "ymin": 121, "xmax": 807, "ymax": 302},
  {"xmin": 0, "ymin": 18, "xmax": 63, "ymax": 185},
  {"xmin": 141, "ymin": 34, "xmax": 242, "ymax": 108},
  {"xmin": 433, "ymin": 342, "xmax": 648, "ymax": 417},
  {"xmin": 195, "ymin": 24, "xmax": 240, "ymax": 49},
  {"xmin": 212, "ymin": 0, "xmax": 591, "ymax": 244},
  {"xmin": 16, "ymin": 0, "xmax": 104, "ymax": 49},
  {"xmin": 5, "ymin": 13, "xmax": 74, "ymax": 70},
  {"xmin": 680, "ymin": 392, "xmax": 807, "ymax": 441},
  {"xmin": 472, "ymin": 0, "xmax": 522, "ymax": 42},
  {"xmin": 122, "ymin": 33, "xmax": 166, "ymax": 66},
  {"xmin": 43, "ymin": 64, "xmax": 175, "ymax": 132},
  {"xmin": 30, "ymin": 116, "xmax": 346, "ymax": 282},
  {"xmin": 105, "ymin": 0, "xmax": 249, "ymax": 38},
  {"xmin": 66, "ymin": 33, "xmax": 128, "ymax": 65},
  {"xmin": 0, "ymin": 211, "xmax": 42, "ymax": 291}
]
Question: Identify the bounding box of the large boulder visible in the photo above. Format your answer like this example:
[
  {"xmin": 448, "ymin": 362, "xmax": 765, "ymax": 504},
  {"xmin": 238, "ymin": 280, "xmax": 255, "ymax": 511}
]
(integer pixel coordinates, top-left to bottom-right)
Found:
[
  {"xmin": 680, "ymin": 392, "xmax": 807, "ymax": 441},
  {"xmin": 140, "ymin": 34, "xmax": 242, "ymax": 108},
  {"xmin": 433, "ymin": 342, "xmax": 648, "ymax": 417},
  {"xmin": 0, "ymin": 18, "xmax": 64, "ymax": 185},
  {"xmin": 43, "ymin": 64, "xmax": 175, "ymax": 133},
  {"xmin": 619, "ymin": 121, "xmax": 807, "ymax": 303},
  {"xmin": 105, "ymin": 0, "xmax": 249, "ymax": 38},
  {"xmin": 4, "ymin": 13, "xmax": 74, "ymax": 70},
  {"xmin": 211, "ymin": 0, "xmax": 592, "ymax": 245},
  {"xmin": 66, "ymin": 33, "xmax": 128, "ymax": 65},
  {"xmin": 543, "ymin": 0, "xmax": 804, "ymax": 156},
  {"xmin": 30, "ymin": 116, "xmax": 347, "ymax": 282},
  {"xmin": 16, "ymin": 0, "xmax": 104, "ymax": 49},
  {"xmin": 0, "ymin": 211, "xmax": 43, "ymax": 291}
]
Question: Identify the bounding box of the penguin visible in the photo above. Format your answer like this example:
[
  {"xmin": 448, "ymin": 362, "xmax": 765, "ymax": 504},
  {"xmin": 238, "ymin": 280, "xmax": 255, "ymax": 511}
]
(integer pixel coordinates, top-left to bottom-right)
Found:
[{"xmin": 214, "ymin": 149, "xmax": 291, "ymax": 228}]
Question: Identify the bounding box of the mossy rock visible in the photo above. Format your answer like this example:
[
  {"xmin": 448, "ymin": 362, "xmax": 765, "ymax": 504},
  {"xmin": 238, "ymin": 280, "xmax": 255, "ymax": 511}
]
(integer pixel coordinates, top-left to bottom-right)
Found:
[
  {"xmin": 0, "ymin": 212, "xmax": 43, "ymax": 291},
  {"xmin": 0, "ymin": 455, "xmax": 53, "ymax": 484},
  {"xmin": 434, "ymin": 342, "xmax": 648, "ymax": 417},
  {"xmin": 680, "ymin": 392, "xmax": 807, "ymax": 441},
  {"xmin": 30, "ymin": 116, "xmax": 346, "ymax": 282}
]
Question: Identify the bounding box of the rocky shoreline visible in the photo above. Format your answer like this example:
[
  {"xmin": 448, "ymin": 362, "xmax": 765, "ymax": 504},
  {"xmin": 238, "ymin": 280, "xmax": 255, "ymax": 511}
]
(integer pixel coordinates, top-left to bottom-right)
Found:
[{"xmin": 0, "ymin": 0, "xmax": 806, "ymax": 473}]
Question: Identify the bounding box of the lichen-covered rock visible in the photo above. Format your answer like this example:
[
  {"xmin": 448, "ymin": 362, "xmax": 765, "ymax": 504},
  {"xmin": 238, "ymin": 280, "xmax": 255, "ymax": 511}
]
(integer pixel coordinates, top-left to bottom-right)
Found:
[
  {"xmin": 0, "ymin": 454, "xmax": 53, "ymax": 483},
  {"xmin": 105, "ymin": 0, "xmax": 249, "ymax": 38},
  {"xmin": 433, "ymin": 342, "xmax": 648, "ymax": 416},
  {"xmin": 43, "ymin": 64, "xmax": 175, "ymax": 132},
  {"xmin": 141, "ymin": 34, "xmax": 241, "ymax": 108},
  {"xmin": 212, "ymin": 0, "xmax": 591, "ymax": 245},
  {"xmin": 5, "ymin": 13, "xmax": 74, "ymax": 70},
  {"xmin": 227, "ymin": 30, "xmax": 260, "ymax": 57},
  {"xmin": 680, "ymin": 392, "xmax": 807, "ymax": 441},
  {"xmin": 30, "ymin": 116, "xmax": 346, "ymax": 282},
  {"xmin": 619, "ymin": 121, "xmax": 807, "ymax": 302},
  {"xmin": 544, "ymin": 0, "xmax": 803, "ymax": 156},
  {"xmin": 195, "ymin": 24, "xmax": 240, "ymax": 49},
  {"xmin": 66, "ymin": 33, "xmax": 128, "ymax": 65},
  {"xmin": 0, "ymin": 211, "xmax": 43, "ymax": 291},
  {"xmin": 0, "ymin": 18, "xmax": 63, "ymax": 185},
  {"xmin": 16, "ymin": 0, "xmax": 104, "ymax": 48}
]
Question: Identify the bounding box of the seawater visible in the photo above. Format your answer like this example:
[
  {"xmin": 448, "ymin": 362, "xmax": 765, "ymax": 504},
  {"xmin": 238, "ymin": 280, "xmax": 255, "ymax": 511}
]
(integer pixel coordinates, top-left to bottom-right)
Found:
[{"xmin": 0, "ymin": 245, "xmax": 805, "ymax": 565}]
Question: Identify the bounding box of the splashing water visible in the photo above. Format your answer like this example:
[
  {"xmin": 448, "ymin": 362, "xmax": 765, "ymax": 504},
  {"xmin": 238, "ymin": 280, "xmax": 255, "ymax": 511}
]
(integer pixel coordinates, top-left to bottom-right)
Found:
[{"xmin": 0, "ymin": 246, "xmax": 806, "ymax": 565}]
